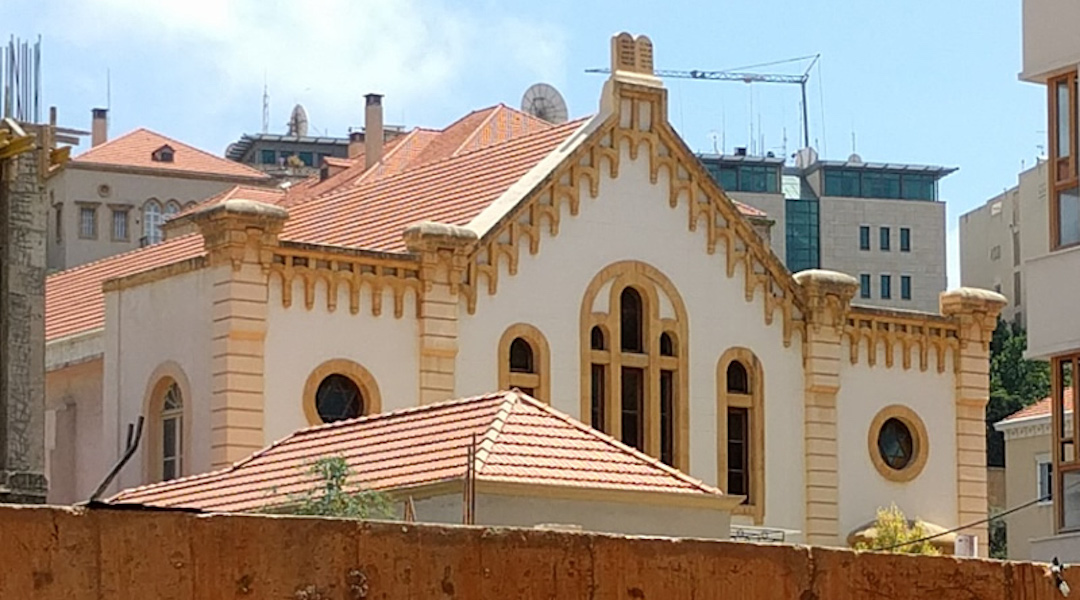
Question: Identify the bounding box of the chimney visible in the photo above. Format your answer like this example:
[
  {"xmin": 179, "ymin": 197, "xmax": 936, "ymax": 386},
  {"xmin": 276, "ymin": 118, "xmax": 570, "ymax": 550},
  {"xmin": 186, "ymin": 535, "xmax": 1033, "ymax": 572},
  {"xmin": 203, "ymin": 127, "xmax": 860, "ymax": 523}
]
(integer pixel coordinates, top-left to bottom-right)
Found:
[
  {"xmin": 91, "ymin": 108, "xmax": 108, "ymax": 147},
  {"xmin": 348, "ymin": 131, "xmax": 364, "ymax": 159},
  {"xmin": 364, "ymin": 93, "xmax": 384, "ymax": 170}
]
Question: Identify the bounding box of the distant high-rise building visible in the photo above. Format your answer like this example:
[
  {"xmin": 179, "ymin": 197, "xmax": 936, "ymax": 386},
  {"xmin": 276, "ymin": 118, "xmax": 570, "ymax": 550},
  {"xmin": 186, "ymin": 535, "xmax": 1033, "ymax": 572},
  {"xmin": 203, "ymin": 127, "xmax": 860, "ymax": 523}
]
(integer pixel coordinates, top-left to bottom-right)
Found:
[{"xmin": 700, "ymin": 148, "xmax": 954, "ymax": 313}]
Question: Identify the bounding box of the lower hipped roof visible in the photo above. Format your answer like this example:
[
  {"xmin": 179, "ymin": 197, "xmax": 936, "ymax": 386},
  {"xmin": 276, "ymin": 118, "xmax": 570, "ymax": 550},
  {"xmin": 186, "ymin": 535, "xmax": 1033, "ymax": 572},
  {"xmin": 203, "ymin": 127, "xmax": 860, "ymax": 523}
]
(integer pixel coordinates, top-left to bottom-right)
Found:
[{"xmin": 111, "ymin": 391, "xmax": 725, "ymax": 513}]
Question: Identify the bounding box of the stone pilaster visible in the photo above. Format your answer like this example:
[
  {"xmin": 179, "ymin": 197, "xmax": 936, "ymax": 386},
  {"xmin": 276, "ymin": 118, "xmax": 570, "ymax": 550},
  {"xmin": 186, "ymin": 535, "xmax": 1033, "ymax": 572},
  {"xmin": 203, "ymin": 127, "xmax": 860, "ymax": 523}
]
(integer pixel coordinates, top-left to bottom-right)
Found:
[
  {"xmin": 190, "ymin": 199, "xmax": 287, "ymax": 469},
  {"xmin": 794, "ymin": 270, "xmax": 858, "ymax": 546},
  {"xmin": 403, "ymin": 222, "xmax": 476, "ymax": 405},
  {"xmin": 0, "ymin": 121, "xmax": 50, "ymax": 503},
  {"xmin": 941, "ymin": 288, "xmax": 1006, "ymax": 557}
]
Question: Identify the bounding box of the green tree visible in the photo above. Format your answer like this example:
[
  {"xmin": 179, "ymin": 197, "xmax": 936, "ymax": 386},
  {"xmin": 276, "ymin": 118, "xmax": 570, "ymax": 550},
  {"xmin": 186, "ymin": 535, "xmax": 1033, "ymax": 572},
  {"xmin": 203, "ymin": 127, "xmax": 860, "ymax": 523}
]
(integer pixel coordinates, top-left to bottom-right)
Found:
[
  {"xmin": 855, "ymin": 503, "xmax": 941, "ymax": 555},
  {"xmin": 986, "ymin": 319, "xmax": 1050, "ymax": 467},
  {"xmin": 284, "ymin": 456, "xmax": 395, "ymax": 519}
]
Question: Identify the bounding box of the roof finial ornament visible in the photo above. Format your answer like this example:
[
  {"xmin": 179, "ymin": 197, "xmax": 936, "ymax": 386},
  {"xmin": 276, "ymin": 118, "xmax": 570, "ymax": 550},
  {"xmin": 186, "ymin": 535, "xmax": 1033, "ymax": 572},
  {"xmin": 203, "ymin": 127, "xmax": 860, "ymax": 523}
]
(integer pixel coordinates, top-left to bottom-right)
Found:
[{"xmin": 610, "ymin": 32, "xmax": 654, "ymax": 76}]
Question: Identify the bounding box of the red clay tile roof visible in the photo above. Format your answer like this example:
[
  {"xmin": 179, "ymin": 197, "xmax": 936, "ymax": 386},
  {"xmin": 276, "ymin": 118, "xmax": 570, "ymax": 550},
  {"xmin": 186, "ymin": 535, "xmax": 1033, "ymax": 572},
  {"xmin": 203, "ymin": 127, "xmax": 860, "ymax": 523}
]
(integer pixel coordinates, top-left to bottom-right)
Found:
[
  {"xmin": 110, "ymin": 391, "xmax": 724, "ymax": 512},
  {"xmin": 279, "ymin": 118, "xmax": 589, "ymax": 252},
  {"xmin": 45, "ymin": 235, "xmax": 205, "ymax": 342},
  {"xmin": 73, "ymin": 128, "xmax": 269, "ymax": 181},
  {"xmin": 734, "ymin": 201, "xmax": 767, "ymax": 218},
  {"xmin": 999, "ymin": 389, "xmax": 1074, "ymax": 424},
  {"xmin": 169, "ymin": 185, "xmax": 286, "ymax": 222}
]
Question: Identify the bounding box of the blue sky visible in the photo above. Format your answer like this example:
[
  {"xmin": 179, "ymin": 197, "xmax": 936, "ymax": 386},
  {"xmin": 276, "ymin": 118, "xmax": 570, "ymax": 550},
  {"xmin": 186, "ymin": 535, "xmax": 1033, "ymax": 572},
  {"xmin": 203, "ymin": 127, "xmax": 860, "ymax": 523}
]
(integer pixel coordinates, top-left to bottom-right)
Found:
[{"xmin": 13, "ymin": 0, "xmax": 1044, "ymax": 286}]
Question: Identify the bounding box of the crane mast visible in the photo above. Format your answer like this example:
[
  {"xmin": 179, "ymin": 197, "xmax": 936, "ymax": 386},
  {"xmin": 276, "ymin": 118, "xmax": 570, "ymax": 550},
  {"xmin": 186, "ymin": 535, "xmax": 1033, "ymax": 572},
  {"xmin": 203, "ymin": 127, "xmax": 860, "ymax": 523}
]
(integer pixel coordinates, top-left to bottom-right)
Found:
[{"xmin": 586, "ymin": 54, "xmax": 819, "ymax": 150}]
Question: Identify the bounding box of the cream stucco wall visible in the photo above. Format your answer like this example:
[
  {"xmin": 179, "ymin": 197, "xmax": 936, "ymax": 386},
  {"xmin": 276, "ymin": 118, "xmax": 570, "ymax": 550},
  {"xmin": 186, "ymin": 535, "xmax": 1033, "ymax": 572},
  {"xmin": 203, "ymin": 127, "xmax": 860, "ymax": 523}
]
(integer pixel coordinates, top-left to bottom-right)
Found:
[
  {"xmin": 1001, "ymin": 427, "xmax": 1054, "ymax": 560},
  {"xmin": 45, "ymin": 358, "xmax": 105, "ymax": 504},
  {"xmin": 414, "ymin": 490, "xmax": 731, "ymax": 540},
  {"xmin": 102, "ymin": 268, "xmax": 215, "ymax": 494},
  {"xmin": 836, "ymin": 344, "xmax": 958, "ymax": 540},
  {"xmin": 1026, "ymin": 243, "xmax": 1080, "ymax": 359},
  {"xmin": 1020, "ymin": 0, "xmax": 1080, "ymax": 82},
  {"xmin": 46, "ymin": 167, "xmax": 256, "ymax": 271},
  {"xmin": 263, "ymin": 278, "xmax": 420, "ymax": 443}
]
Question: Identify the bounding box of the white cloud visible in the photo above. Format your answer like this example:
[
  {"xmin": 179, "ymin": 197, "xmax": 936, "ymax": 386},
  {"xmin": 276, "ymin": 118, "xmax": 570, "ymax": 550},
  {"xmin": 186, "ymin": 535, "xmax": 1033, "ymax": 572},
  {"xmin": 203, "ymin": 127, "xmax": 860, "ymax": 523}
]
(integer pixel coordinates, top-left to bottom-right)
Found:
[{"xmin": 41, "ymin": 0, "xmax": 567, "ymax": 132}]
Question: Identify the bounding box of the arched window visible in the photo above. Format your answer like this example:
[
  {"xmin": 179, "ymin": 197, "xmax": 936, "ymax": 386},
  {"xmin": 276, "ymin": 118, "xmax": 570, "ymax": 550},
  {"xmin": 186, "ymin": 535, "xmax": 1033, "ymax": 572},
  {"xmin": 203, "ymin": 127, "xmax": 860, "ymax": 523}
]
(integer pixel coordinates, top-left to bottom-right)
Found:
[
  {"xmin": 164, "ymin": 200, "xmax": 182, "ymax": 218},
  {"xmin": 498, "ymin": 324, "xmax": 550, "ymax": 402},
  {"xmin": 315, "ymin": 374, "xmax": 363, "ymax": 423},
  {"xmin": 143, "ymin": 200, "xmax": 163, "ymax": 245},
  {"xmin": 160, "ymin": 382, "xmax": 183, "ymax": 481},
  {"xmin": 303, "ymin": 359, "xmax": 382, "ymax": 426},
  {"xmin": 620, "ymin": 287, "xmax": 644, "ymax": 352},
  {"xmin": 718, "ymin": 348, "xmax": 765, "ymax": 524},
  {"xmin": 727, "ymin": 361, "xmax": 749, "ymax": 394},
  {"xmin": 582, "ymin": 262, "xmax": 688, "ymax": 469}
]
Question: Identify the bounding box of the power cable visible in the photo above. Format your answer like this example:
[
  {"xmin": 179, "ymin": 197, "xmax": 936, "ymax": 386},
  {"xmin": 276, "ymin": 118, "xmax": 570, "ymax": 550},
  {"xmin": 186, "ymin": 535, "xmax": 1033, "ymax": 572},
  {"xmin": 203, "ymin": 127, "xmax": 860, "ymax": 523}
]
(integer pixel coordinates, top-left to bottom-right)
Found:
[{"xmin": 879, "ymin": 493, "xmax": 1051, "ymax": 552}]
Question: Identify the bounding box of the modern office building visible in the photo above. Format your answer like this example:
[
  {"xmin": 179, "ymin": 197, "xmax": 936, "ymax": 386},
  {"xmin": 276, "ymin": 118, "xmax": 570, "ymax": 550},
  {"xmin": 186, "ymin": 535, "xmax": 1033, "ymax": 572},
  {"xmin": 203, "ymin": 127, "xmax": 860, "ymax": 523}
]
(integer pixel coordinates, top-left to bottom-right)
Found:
[
  {"xmin": 1008, "ymin": 0, "xmax": 1080, "ymax": 562},
  {"xmin": 959, "ymin": 161, "xmax": 1048, "ymax": 328},
  {"xmin": 225, "ymin": 101, "xmax": 405, "ymax": 180},
  {"xmin": 700, "ymin": 148, "xmax": 954, "ymax": 313}
]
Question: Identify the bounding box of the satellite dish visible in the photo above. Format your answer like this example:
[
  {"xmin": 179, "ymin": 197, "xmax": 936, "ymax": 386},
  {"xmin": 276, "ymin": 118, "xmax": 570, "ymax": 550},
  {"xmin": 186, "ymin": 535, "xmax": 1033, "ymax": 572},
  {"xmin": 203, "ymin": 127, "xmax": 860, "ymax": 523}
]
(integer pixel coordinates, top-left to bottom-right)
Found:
[
  {"xmin": 848, "ymin": 153, "xmax": 863, "ymax": 164},
  {"xmin": 288, "ymin": 104, "xmax": 309, "ymax": 137},
  {"xmin": 521, "ymin": 83, "xmax": 568, "ymax": 124}
]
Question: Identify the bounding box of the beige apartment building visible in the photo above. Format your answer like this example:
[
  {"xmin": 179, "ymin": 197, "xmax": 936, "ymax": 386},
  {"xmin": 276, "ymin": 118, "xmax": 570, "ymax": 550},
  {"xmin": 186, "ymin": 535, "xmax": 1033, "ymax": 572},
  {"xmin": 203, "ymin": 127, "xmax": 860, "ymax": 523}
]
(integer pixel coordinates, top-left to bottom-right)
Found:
[
  {"xmin": 959, "ymin": 162, "xmax": 1048, "ymax": 327},
  {"xmin": 1005, "ymin": 0, "xmax": 1080, "ymax": 562},
  {"xmin": 47, "ymin": 109, "xmax": 271, "ymax": 271}
]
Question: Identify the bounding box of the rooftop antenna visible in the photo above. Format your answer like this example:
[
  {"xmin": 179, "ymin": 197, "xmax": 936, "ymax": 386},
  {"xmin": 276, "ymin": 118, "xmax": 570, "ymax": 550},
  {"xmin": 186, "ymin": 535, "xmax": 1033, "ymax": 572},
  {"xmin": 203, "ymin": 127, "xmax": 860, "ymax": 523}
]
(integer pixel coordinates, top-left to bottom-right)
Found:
[{"xmin": 262, "ymin": 75, "xmax": 269, "ymax": 134}]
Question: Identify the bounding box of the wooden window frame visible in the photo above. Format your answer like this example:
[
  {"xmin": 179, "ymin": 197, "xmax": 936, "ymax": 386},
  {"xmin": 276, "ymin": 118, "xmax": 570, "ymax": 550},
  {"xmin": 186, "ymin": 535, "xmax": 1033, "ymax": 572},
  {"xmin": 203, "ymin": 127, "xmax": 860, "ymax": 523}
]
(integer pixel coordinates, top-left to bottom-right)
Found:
[
  {"xmin": 717, "ymin": 347, "xmax": 765, "ymax": 524},
  {"xmin": 580, "ymin": 262, "xmax": 689, "ymax": 471},
  {"xmin": 1051, "ymin": 353, "xmax": 1080, "ymax": 533},
  {"xmin": 1049, "ymin": 70, "xmax": 1079, "ymax": 250}
]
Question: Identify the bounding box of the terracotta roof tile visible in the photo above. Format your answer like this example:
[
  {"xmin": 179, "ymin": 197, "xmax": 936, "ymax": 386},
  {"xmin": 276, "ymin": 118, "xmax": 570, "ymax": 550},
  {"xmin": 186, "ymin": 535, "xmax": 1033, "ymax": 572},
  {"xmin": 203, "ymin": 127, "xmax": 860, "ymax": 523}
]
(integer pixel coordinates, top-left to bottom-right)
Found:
[
  {"xmin": 45, "ymin": 235, "xmax": 205, "ymax": 342},
  {"xmin": 279, "ymin": 118, "xmax": 589, "ymax": 252},
  {"xmin": 999, "ymin": 389, "xmax": 1074, "ymax": 424},
  {"xmin": 169, "ymin": 185, "xmax": 286, "ymax": 221},
  {"xmin": 73, "ymin": 129, "xmax": 269, "ymax": 180},
  {"xmin": 111, "ymin": 391, "xmax": 724, "ymax": 512}
]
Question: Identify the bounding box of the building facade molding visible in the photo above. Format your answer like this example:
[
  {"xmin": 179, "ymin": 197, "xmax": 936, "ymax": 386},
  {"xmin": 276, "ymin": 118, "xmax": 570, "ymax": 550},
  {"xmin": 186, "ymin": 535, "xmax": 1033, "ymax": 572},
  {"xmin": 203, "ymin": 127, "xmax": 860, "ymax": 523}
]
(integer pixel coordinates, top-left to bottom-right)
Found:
[{"xmin": 301, "ymin": 358, "xmax": 383, "ymax": 426}]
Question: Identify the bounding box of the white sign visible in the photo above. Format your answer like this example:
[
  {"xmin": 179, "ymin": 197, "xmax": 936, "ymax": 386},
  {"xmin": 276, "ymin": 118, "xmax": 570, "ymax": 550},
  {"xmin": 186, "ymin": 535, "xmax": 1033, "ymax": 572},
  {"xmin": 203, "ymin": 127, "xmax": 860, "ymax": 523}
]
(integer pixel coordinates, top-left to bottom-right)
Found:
[{"xmin": 954, "ymin": 534, "xmax": 978, "ymax": 557}]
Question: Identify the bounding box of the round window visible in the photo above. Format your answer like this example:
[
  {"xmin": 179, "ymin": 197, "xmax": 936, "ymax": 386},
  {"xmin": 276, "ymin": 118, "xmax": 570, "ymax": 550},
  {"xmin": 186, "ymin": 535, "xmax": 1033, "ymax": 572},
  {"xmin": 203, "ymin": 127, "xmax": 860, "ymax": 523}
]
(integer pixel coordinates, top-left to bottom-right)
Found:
[
  {"xmin": 315, "ymin": 374, "xmax": 363, "ymax": 423},
  {"xmin": 877, "ymin": 417, "xmax": 914, "ymax": 470}
]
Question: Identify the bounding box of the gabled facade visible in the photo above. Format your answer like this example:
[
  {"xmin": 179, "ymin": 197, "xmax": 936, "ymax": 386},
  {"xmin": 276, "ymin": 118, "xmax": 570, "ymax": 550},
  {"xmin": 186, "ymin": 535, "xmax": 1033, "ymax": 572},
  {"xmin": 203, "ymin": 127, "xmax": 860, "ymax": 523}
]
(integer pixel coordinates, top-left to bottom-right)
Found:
[
  {"xmin": 47, "ymin": 123, "xmax": 271, "ymax": 271},
  {"xmin": 44, "ymin": 34, "xmax": 1004, "ymax": 553}
]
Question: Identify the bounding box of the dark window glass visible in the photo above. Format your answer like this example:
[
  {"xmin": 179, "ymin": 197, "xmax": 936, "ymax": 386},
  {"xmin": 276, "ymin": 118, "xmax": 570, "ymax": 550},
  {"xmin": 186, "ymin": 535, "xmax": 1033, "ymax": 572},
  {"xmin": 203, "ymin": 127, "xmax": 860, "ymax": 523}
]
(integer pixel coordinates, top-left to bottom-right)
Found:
[
  {"xmin": 315, "ymin": 374, "xmax": 363, "ymax": 423},
  {"xmin": 785, "ymin": 198, "xmax": 820, "ymax": 272},
  {"xmin": 162, "ymin": 416, "xmax": 178, "ymax": 481},
  {"xmin": 621, "ymin": 367, "xmax": 644, "ymax": 451},
  {"xmin": 727, "ymin": 407, "xmax": 749, "ymax": 499},
  {"xmin": 859, "ymin": 226, "xmax": 870, "ymax": 251},
  {"xmin": 739, "ymin": 165, "xmax": 778, "ymax": 193},
  {"xmin": 659, "ymin": 332, "xmax": 675, "ymax": 357},
  {"xmin": 880, "ymin": 227, "xmax": 891, "ymax": 251},
  {"xmin": 823, "ymin": 169, "xmax": 860, "ymax": 197},
  {"xmin": 260, "ymin": 149, "xmax": 276, "ymax": 164},
  {"xmin": 901, "ymin": 174, "xmax": 937, "ymax": 201},
  {"xmin": 509, "ymin": 338, "xmax": 534, "ymax": 373},
  {"xmin": 660, "ymin": 370, "xmax": 675, "ymax": 466},
  {"xmin": 1059, "ymin": 187, "xmax": 1080, "ymax": 247},
  {"xmin": 900, "ymin": 228, "xmax": 911, "ymax": 252},
  {"xmin": 901, "ymin": 275, "xmax": 912, "ymax": 300},
  {"xmin": 590, "ymin": 326, "xmax": 606, "ymax": 350},
  {"xmin": 298, "ymin": 151, "xmax": 314, "ymax": 167},
  {"xmin": 620, "ymin": 288, "xmax": 644, "ymax": 352},
  {"xmin": 518, "ymin": 387, "xmax": 535, "ymax": 397},
  {"xmin": 727, "ymin": 361, "xmax": 749, "ymax": 394},
  {"xmin": 862, "ymin": 172, "xmax": 901, "ymax": 199},
  {"xmin": 860, "ymin": 274, "xmax": 871, "ymax": 299},
  {"xmin": 591, "ymin": 364, "xmax": 606, "ymax": 433},
  {"xmin": 881, "ymin": 274, "xmax": 892, "ymax": 299},
  {"xmin": 1057, "ymin": 80, "xmax": 1072, "ymax": 158},
  {"xmin": 718, "ymin": 167, "xmax": 738, "ymax": 191},
  {"xmin": 1014, "ymin": 271, "xmax": 1022, "ymax": 306},
  {"xmin": 877, "ymin": 418, "xmax": 914, "ymax": 470}
]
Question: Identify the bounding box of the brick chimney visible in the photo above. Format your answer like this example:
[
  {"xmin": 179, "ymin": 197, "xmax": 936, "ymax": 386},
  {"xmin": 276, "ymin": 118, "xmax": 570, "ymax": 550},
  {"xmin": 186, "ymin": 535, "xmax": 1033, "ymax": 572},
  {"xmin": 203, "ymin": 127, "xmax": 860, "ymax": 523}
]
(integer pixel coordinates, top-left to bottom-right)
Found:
[
  {"xmin": 364, "ymin": 93, "xmax": 384, "ymax": 170},
  {"xmin": 91, "ymin": 108, "xmax": 108, "ymax": 147},
  {"xmin": 348, "ymin": 131, "xmax": 364, "ymax": 159}
]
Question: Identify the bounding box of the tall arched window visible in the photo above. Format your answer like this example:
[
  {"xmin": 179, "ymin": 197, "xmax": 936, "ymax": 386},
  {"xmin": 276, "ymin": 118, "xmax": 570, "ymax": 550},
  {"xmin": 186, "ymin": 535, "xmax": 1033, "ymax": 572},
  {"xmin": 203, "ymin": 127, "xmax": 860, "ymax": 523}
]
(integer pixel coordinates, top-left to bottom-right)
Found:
[
  {"xmin": 164, "ymin": 200, "xmax": 182, "ymax": 218},
  {"xmin": 302, "ymin": 359, "xmax": 382, "ymax": 426},
  {"xmin": 718, "ymin": 348, "xmax": 765, "ymax": 524},
  {"xmin": 581, "ymin": 262, "xmax": 688, "ymax": 469},
  {"xmin": 160, "ymin": 382, "xmax": 183, "ymax": 481},
  {"xmin": 143, "ymin": 199, "xmax": 163, "ymax": 245},
  {"xmin": 498, "ymin": 324, "xmax": 550, "ymax": 402}
]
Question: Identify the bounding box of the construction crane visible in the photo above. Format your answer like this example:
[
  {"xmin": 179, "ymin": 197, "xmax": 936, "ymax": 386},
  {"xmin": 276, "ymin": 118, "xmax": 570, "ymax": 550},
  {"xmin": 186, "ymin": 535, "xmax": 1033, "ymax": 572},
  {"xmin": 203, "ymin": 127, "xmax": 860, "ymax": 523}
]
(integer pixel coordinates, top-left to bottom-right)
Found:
[{"xmin": 586, "ymin": 54, "xmax": 820, "ymax": 150}]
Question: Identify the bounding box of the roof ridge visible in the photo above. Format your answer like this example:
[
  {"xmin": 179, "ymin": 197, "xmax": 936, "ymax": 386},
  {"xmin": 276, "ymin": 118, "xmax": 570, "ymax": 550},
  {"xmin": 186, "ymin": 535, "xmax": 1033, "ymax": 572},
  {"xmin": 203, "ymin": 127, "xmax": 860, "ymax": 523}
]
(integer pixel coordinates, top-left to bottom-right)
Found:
[
  {"xmin": 352, "ymin": 128, "xmax": 424, "ymax": 185},
  {"xmin": 71, "ymin": 127, "xmax": 146, "ymax": 158},
  {"xmin": 473, "ymin": 391, "xmax": 518, "ymax": 473},
  {"xmin": 452, "ymin": 105, "xmax": 506, "ymax": 158},
  {"xmin": 290, "ymin": 391, "xmax": 512, "ymax": 437},
  {"xmin": 46, "ymin": 232, "xmax": 203, "ymax": 281},
  {"xmin": 76, "ymin": 127, "xmax": 267, "ymax": 179},
  {"xmin": 512, "ymin": 393, "xmax": 724, "ymax": 496}
]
